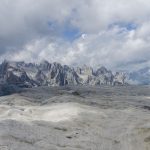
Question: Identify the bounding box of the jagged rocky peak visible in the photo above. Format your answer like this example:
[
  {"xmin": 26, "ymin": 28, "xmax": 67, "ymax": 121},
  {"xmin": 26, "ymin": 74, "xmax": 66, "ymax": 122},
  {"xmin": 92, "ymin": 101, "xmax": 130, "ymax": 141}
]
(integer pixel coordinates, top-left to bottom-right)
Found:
[
  {"xmin": 0, "ymin": 60, "xmax": 35, "ymax": 87},
  {"xmin": 51, "ymin": 62, "xmax": 63, "ymax": 70},
  {"xmin": 113, "ymin": 72, "xmax": 126, "ymax": 85},
  {"xmin": 63, "ymin": 65, "xmax": 79, "ymax": 85},
  {"xmin": 0, "ymin": 60, "xmax": 128, "ymax": 87},
  {"xmin": 2, "ymin": 60, "xmax": 25, "ymax": 68},
  {"xmin": 95, "ymin": 66, "xmax": 109, "ymax": 75},
  {"xmin": 39, "ymin": 60, "xmax": 51, "ymax": 70},
  {"xmin": 0, "ymin": 60, "xmax": 23, "ymax": 76},
  {"xmin": 80, "ymin": 65, "xmax": 93, "ymax": 75}
]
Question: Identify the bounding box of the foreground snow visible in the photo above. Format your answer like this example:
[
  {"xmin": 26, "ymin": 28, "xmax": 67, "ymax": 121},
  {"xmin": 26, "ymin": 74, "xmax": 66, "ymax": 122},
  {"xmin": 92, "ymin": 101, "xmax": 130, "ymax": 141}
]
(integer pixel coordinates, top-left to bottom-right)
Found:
[{"xmin": 0, "ymin": 85, "xmax": 149, "ymax": 150}]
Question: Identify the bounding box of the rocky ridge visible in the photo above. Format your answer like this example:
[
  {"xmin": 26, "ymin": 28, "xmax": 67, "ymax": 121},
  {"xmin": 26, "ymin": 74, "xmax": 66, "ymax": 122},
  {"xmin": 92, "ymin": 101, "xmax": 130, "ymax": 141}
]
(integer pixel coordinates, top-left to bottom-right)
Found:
[{"xmin": 0, "ymin": 60, "xmax": 126, "ymax": 88}]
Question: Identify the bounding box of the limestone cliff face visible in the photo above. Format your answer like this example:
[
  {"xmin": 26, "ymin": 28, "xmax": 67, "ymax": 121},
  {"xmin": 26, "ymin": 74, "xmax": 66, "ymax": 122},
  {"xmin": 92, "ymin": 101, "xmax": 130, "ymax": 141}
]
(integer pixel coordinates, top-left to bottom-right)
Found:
[
  {"xmin": 0, "ymin": 60, "xmax": 127, "ymax": 87},
  {"xmin": 113, "ymin": 72, "xmax": 126, "ymax": 85}
]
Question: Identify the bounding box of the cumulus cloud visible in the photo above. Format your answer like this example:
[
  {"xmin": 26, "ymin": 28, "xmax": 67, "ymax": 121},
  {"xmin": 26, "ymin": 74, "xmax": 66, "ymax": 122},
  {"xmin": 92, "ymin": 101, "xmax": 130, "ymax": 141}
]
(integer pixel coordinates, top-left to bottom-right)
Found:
[{"xmin": 0, "ymin": 0, "xmax": 150, "ymax": 70}]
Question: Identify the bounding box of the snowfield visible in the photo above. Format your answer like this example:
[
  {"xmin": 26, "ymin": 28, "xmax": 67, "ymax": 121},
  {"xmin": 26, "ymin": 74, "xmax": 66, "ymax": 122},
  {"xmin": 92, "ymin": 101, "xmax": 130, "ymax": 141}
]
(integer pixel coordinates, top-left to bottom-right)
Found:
[
  {"xmin": 0, "ymin": 85, "xmax": 150, "ymax": 150},
  {"xmin": 0, "ymin": 103, "xmax": 98, "ymax": 122}
]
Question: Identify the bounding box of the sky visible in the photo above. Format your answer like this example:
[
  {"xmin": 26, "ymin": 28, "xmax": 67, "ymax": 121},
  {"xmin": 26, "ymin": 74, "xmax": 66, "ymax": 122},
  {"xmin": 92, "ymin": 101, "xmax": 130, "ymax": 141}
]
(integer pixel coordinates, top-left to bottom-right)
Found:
[{"xmin": 0, "ymin": 0, "xmax": 150, "ymax": 71}]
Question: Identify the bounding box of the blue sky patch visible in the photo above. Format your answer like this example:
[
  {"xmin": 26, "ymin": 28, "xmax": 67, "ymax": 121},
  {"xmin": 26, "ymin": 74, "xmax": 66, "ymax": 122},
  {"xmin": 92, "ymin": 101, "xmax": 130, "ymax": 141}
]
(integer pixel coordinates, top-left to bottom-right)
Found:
[
  {"xmin": 109, "ymin": 22, "xmax": 137, "ymax": 31},
  {"xmin": 47, "ymin": 21, "xmax": 81, "ymax": 42},
  {"xmin": 125, "ymin": 23, "xmax": 137, "ymax": 31},
  {"xmin": 62, "ymin": 26, "xmax": 81, "ymax": 42}
]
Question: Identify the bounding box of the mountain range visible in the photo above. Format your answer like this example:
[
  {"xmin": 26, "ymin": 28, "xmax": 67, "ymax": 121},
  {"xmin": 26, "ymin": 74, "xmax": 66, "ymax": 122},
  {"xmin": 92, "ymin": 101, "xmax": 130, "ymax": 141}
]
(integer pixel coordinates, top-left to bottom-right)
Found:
[
  {"xmin": 0, "ymin": 60, "xmax": 149, "ymax": 90},
  {"xmin": 0, "ymin": 60, "xmax": 127, "ymax": 88}
]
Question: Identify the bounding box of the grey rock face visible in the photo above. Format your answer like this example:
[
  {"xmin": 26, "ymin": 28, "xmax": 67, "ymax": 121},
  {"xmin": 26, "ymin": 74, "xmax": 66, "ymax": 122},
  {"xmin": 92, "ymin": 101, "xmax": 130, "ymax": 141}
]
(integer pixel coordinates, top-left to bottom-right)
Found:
[
  {"xmin": 0, "ymin": 61, "xmax": 35, "ymax": 87},
  {"xmin": 76, "ymin": 66, "xmax": 114, "ymax": 85},
  {"xmin": 0, "ymin": 60, "xmax": 127, "ymax": 87},
  {"xmin": 113, "ymin": 72, "xmax": 126, "ymax": 85}
]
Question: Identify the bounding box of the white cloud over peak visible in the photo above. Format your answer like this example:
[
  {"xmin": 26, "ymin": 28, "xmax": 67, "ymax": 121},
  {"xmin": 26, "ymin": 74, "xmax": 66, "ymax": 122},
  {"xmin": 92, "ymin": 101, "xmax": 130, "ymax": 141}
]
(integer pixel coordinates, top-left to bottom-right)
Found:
[{"xmin": 0, "ymin": 0, "xmax": 150, "ymax": 70}]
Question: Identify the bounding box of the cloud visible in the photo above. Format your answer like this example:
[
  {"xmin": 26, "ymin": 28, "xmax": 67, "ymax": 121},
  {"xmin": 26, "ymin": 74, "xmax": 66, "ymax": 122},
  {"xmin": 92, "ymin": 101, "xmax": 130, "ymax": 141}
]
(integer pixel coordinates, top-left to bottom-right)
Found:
[{"xmin": 0, "ymin": 0, "xmax": 150, "ymax": 71}]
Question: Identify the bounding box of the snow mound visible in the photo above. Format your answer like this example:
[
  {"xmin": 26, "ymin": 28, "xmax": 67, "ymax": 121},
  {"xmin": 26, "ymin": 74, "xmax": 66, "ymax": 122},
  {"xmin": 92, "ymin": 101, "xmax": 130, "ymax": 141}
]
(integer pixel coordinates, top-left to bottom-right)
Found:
[{"xmin": 0, "ymin": 103, "xmax": 98, "ymax": 122}]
